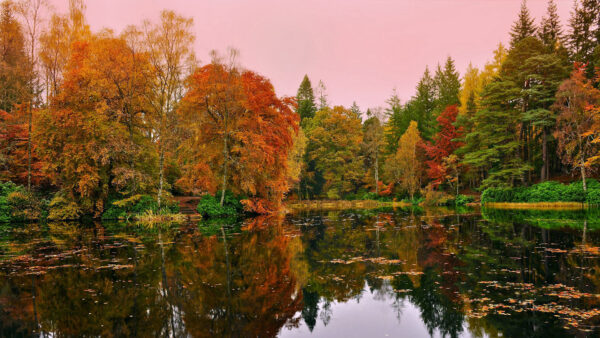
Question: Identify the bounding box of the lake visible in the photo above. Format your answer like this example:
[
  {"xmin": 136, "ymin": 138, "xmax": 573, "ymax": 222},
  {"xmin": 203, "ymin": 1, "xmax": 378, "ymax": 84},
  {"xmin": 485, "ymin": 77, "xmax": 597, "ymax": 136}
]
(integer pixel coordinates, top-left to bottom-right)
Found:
[{"xmin": 1, "ymin": 207, "xmax": 599, "ymax": 337}]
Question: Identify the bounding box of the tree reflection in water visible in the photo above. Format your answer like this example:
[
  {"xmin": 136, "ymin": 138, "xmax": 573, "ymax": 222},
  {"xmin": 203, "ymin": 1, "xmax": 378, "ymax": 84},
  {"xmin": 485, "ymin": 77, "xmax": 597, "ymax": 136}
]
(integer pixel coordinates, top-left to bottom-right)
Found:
[{"xmin": 0, "ymin": 208, "xmax": 600, "ymax": 337}]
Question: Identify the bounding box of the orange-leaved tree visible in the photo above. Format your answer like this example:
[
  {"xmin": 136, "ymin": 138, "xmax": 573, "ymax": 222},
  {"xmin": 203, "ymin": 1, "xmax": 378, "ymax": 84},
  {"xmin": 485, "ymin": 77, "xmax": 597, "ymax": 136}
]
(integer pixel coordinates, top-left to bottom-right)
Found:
[
  {"xmin": 0, "ymin": 104, "xmax": 45, "ymax": 186},
  {"xmin": 177, "ymin": 51, "xmax": 298, "ymax": 213},
  {"xmin": 36, "ymin": 34, "xmax": 156, "ymax": 215},
  {"xmin": 553, "ymin": 63, "xmax": 600, "ymax": 193},
  {"xmin": 421, "ymin": 104, "xmax": 464, "ymax": 188}
]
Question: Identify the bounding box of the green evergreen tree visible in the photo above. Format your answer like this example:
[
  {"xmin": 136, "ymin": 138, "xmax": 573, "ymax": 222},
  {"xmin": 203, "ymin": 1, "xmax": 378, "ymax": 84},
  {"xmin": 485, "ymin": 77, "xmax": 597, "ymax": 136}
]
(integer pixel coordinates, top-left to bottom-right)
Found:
[
  {"xmin": 434, "ymin": 57, "xmax": 461, "ymax": 110},
  {"xmin": 568, "ymin": 0, "xmax": 599, "ymax": 64},
  {"xmin": 461, "ymin": 36, "xmax": 569, "ymax": 188},
  {"xmin": 538, "ymin": 0, "xmax": 564, "ymax": 51},
  {"xmin": 510, "ymin": 0, "xmax": 537, "ymax": 48},
  {"xmin": 296, "ymin": 75, "xmax": 317, "ymax": 123},
  {"xmin": 350, "ymin": 101, "xmax": 361, "ymax": 119},
  {"xmin": 383, "ymin": 91, "xmax": 408, "ymax": 154},
  {"xmin": 413, "ymin": 66, "xmax": 437, "ymax": 140}
]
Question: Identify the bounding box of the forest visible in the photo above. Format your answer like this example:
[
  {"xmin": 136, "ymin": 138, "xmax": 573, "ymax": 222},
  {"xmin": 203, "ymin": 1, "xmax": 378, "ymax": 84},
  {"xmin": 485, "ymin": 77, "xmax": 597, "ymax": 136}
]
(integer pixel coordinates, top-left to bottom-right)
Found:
[{"xmin": 1, "ymin": 0, "xmax": 600, "ymax": 221}]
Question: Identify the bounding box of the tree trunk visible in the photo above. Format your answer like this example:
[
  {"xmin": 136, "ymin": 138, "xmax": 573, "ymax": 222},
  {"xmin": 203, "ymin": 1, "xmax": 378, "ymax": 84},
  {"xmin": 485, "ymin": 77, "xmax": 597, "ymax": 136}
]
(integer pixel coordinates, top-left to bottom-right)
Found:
[
  {"xmin": 541, "ymin": 128, "xmax": 548, "ymax": 181},
  {"xmin": 456, "ymin": 173, "xmax": 459, "ymax": 198},
  {"xmin": 157, "ymin": 146, "xmax": 164, "ymax": 208},
  {"xmin": 27, "ymin": 102, "xmax": 32, "ymax": 192},
  {"xmin": 581, "ymin": 157, "xmax": 587, "ymax": 194},
  {"xmin": 220, "ymin": 135, "xmax": 229, "ymax": 206},
  {"xmin": 374, "ymin": 154, "xmax": 379, "ymax": 195}
]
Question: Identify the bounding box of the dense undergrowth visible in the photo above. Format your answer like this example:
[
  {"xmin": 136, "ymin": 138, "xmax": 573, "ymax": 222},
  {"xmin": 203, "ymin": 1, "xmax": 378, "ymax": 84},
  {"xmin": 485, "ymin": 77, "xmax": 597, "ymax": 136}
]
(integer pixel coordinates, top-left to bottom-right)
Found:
[
  {"xmin": 0, "ymin": 181, "xmax": 181, "ymax": 222},
  {"xmin": 482, "ymin": 180, "xmax": 600, "ymax": 204},
  {"xmin": 196, "ymin": 191, "xmax": 244, "ymax": 218}
]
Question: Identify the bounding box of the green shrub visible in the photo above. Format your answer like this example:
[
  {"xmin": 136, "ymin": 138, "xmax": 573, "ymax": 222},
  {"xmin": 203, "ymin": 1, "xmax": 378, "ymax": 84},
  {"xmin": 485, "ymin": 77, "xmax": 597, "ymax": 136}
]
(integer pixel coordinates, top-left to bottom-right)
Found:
[
  {"xmin": 196, "ymin": 192, "xmax": 242, "ymax": 218},
  {"xmin": 453, "ymin": 194, "xmax": 474, "ymax": 206},
  {"xmin": 0, "ymin": 182, "xmax": 44, "ymax": 222},
  {"xmin": 481, "ymin": 180, "xmax": 599, "ymax": 204}
]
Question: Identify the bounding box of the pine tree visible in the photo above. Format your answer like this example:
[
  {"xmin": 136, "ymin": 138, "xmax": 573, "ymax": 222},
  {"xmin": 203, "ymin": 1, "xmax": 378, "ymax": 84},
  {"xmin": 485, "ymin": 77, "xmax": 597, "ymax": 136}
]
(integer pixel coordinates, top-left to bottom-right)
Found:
[
  {"xmin": 413, "ymin": 66, "xmax": 437, "ymax": 140},
  {"xmin": 383, "ymin": 91, "xmax": 407, "ymax": 154},
  {"xmin": 296, "ymin": 75, "xmax": 317, "ymax": 123},
  {"xmin": 568, "ymin": 0, "xmax": 599, "ymax": 63},
  {"xmin": 538, "ymin": 0, "xmax": 564, "ymax": 51},
  {"xmin": 350, "ymin": 101, "xmax": 361, "ymax": 119},
  {"xmin": 435, "ymin": 57, "xmax": 461, "ymax": 110},
  {"xmin": 316, "ymin": 80, "xmax": 328, "ymax": 110},
  {"xmin": 510, "ymin": 0, "xmax": 537, "ymax": 47}
]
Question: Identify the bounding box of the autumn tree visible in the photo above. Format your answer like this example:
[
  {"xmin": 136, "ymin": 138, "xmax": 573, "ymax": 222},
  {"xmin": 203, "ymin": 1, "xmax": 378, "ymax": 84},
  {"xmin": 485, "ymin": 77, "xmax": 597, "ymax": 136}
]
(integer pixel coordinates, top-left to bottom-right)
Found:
[
  {"xmin": 38, "ymin": 0, "xmax": 90, "ymax": 100},
  {"xmin": 36, "ymin": 34, "xmax": 156, "ymax": 215},
  {"xmin": 177, "ymin": 52, "xmax": 298, "ymax": 212},
  {"xmin": 422, "ymin": 105, "xmax": 464, "ymax": 188},
  {"xmin": 384, "ymin": 121, "xmax": 423, "ymax": 199},
  {"xmin": 306, "ymin": 106, "xmax": 363, "ymax": 199},
  {"xmin": 286, "ymin": 128, "xmax": 307, "ymax": 199},
  {"xmin": 0, "ymin": 0, "xmax": 31, "ymax": 112},
  {"xmin": 0, "ymin": 104, "xmax": 44, "ymax": 185},
  {"xmin": 141, "ymin": 10, "xmax": 196, "ymax": 207},
  {"xmin": 553, "ymin": 64, "xmax": 600, "ymax": 193},
  {"xmin": 458, "ymin": 44, "xmax": 507, "ymax": 116}
]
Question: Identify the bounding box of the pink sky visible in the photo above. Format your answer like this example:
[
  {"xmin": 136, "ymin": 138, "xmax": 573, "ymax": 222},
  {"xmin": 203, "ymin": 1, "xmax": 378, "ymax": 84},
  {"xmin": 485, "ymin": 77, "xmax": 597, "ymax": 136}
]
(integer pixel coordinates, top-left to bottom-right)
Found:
[{"xmin": 49, "ymin": 0, "xmax": 572, "ymax": 110}]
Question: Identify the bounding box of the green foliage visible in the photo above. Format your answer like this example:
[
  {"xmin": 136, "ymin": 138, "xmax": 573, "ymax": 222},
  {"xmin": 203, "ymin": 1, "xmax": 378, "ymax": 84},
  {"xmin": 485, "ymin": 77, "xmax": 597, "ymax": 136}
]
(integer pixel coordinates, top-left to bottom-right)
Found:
[
  {"xmin": 0, "ymin": 182, "xmax": 46, "ymax": 222},
  {"xmin": 451, "ymin": 194, "xmax": 475, "ymax": 206},
  {"xmin": 344, "ymin": 191, "xmax": 392, "ymax": 202},
  {"xmin": 102, "ymin": 194, "xmax": 179, "ymax": 220},
  {"xmin": 297, "ymin": 75, "xmax": 317, "ymax": 124},
  {"xmin": 402, "ymin": 197, "xmax": 425, "ymax": 205},
  {"xmin": 196, "ymin": 192, "xmax": 243, "ymax": 218},
  {"xmin": 481, "ymin": 180, "xmax": 599, "ymax": 203},
  {"xmin": 0, "ymin": 182, "xmax": 21, "ymax": 222}
]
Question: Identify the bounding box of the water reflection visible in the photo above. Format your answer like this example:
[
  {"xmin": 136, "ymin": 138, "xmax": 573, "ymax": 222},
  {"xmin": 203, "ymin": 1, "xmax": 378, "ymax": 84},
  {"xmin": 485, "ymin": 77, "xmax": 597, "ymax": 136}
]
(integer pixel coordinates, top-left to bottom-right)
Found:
[{"xmin": 0, "ymin": 208, "xmax": 599, "ymax": 337}]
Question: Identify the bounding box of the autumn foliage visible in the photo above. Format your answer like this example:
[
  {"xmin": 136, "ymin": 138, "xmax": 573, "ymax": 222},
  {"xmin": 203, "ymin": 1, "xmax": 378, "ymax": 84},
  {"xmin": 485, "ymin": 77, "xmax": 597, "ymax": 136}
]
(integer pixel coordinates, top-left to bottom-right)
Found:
[
  {"xmin": 177, "ymin": 60, "xmax": 298, "ymax": 213},
  {"xmin": 422, "ymin": 105, "xmax": 464, "ymax": 187}
]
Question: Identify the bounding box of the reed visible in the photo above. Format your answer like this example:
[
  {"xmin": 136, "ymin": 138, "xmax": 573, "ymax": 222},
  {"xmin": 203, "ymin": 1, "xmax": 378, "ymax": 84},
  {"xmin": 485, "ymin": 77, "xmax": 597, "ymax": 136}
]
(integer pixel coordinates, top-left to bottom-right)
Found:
[
  {"xmin": 135, "ymin": 210, "xmax": 188, "ymax": 225},
  {"xmin": 286, "ymin": 200, "xmax": 412, "ymax": 212}
]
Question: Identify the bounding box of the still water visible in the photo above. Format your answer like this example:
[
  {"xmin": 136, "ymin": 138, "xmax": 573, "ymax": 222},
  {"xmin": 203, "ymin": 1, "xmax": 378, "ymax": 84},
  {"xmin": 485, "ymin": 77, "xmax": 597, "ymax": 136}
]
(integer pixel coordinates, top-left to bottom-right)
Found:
[{"xmin": 1, "ymin": 207, "xmax": 600, "ymax": 337}]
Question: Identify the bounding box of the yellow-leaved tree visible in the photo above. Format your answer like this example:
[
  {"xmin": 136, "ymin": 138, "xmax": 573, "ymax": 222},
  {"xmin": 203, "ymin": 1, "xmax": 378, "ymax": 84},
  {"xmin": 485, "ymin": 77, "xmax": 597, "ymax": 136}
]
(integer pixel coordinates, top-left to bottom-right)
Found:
[{"xmin": 384, "ymin": 121, "xmax": 423, "ymax": 200}]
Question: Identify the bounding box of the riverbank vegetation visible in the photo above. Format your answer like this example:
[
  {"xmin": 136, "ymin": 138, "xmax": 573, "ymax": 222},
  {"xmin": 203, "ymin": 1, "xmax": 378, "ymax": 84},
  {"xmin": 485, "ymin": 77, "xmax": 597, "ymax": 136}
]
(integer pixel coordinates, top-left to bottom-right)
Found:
[{"xmin": 1, "ymin": 0, "xmax": 600, "ymax": 221}]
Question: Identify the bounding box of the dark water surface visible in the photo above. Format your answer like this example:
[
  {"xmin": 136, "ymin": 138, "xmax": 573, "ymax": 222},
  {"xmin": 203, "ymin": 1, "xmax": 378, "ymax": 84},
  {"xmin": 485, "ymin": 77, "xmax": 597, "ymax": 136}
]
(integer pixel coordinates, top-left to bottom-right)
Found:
[{"xmin": 1, "ymin": 207, "xmax": 600, "ymax": 337}]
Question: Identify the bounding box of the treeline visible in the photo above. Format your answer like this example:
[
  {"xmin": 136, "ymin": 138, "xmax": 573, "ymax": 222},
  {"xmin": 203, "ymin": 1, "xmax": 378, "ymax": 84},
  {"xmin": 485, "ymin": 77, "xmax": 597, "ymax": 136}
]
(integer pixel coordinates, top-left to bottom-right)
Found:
[
  {"xmin": 0, "ymin": 0, "xmax": 299, "ymax": 219},
  {"xmin": 293, "ymin": 0, "xmax": 600, "ymax": 203},
  {"xmin": 2, "ymin": 0, "xmax": 600, "ymax": 220}
]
